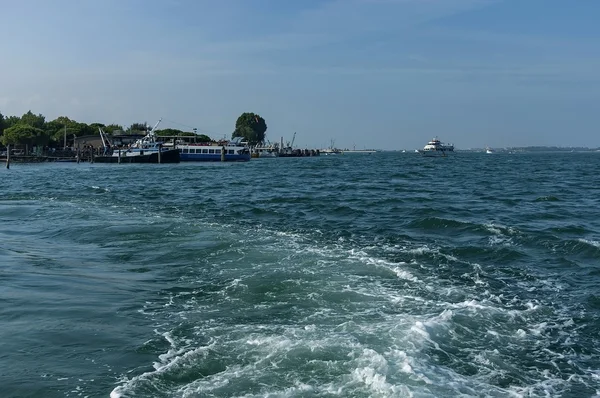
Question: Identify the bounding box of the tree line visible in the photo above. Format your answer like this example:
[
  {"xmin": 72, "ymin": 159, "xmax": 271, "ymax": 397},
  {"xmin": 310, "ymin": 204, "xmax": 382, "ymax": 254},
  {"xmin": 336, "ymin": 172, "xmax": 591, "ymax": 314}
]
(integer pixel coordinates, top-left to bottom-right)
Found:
[{"xmin": 0, "ymin": 110, "xmax": 268, "ymax": 148}]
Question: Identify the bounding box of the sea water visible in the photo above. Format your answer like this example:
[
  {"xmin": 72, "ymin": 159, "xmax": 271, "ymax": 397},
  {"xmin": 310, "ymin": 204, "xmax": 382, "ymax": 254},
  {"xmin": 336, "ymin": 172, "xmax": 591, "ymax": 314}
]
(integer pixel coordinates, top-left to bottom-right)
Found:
[{"xmin": 0, "ymin": 152, "xmax": 599, "ymax": 397}]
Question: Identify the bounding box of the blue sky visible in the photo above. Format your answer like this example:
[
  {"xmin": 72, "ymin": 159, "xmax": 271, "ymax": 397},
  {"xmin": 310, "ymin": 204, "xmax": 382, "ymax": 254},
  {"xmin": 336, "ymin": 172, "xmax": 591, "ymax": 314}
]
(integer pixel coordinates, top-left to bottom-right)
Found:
[{"xmin": 1, "ymin": 0, "xmax": 599, "ymax": 149}]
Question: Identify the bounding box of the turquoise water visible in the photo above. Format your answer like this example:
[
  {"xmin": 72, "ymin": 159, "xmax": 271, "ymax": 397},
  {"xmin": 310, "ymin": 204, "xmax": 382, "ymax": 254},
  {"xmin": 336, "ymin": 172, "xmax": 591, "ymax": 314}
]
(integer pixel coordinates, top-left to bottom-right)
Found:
[{"xmin": 1, "ymin": 152, "xmax": 599, "ymax": 397}]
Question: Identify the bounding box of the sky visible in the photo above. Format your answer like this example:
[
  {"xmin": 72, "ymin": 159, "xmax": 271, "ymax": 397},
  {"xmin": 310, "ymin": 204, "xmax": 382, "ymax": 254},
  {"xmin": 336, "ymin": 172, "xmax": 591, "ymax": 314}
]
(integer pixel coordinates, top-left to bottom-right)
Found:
[{"xmin": 1, "ymin": 0, "xmax": 599, "ymax": 150}]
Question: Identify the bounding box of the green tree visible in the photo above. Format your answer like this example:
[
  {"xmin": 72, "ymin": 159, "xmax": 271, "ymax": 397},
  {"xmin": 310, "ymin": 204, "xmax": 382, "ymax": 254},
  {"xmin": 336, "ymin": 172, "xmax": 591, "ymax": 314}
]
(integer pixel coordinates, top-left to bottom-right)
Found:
[
  {"xmin": 155, "ymin": 128, "xmax": 186, "ymax": 136},
  {"xmin": 1, "ymin": 124, "xmax": 48, "ymax": 146},
  {"xmin": 232, "ymin": 112, "xmax": 267, "ymax": 145},
  {"xmin": 20, "ymin": 110, "xmax": 46, "ymax": 129},
  {"xmin": 104, "ymin": 124, "xmax": 124, "ymax": 135},
  {"xmin": 128, "ymin": 122, "xmax": 148, "ymax": 134},
  {"xmin": 45, "ymin": 117, "xmax": 70, "ymax": 143},
  {"xmin": 155, "ymin": 129, "xmax": 212, "ymax": 142},
  {"xmin": 3, "ymin": 115, "xmax": 21, "ymax": 130},
  {"xmin": 89, "ymin": 123, "xmax": 105, "ymax": 132}
]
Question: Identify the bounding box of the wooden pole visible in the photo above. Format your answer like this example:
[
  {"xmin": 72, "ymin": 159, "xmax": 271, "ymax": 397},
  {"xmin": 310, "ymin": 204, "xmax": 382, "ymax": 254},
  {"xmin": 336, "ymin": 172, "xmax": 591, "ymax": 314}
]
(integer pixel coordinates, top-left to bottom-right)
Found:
[
  {"xmin": 158, "ymin": 145, "xmax": 162, "ymax": 164},
  {"xmin": 221, "ymin": 146, "xmax": 225, "ymax": 162},
  {"xmin": 6, "ymin": 145, "xmax": 10, "ymax": 169}
]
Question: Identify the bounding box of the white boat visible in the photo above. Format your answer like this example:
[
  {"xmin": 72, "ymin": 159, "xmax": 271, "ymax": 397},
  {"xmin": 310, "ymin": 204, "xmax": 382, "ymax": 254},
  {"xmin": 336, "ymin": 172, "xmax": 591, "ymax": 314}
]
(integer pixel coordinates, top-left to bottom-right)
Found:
[
  {"xmin": 321, "ymin": 139, "xmax": 342, "ymax": 155},
  {"xmin": 418, "ymin": 137, "xmax": 454, "ymax": 157},
  {"xmin": 252, "ymin": 143, "xmax": 279, "ymax": 158},
  {"xmin": 96, "ymin": 119, "xmax": 180, "ymax": 163},
  {"xmin": 321, "ymin": 148, "xmax": 342, "ymax": 155},
  {"xmin": 486, "ymin": 147, "xmax": 494, "ymax": 154},
  {"xmin": 172, "ymin": 137, "xmax": 251, "ymax": 162}
]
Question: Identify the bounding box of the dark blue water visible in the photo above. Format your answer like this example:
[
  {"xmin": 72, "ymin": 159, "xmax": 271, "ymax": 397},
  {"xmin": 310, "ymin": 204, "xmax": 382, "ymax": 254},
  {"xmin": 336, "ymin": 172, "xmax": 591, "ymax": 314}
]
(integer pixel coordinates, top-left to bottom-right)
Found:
[{"xmin": 1, "ymin": 152, "xmax": 599, "ymax": 397}]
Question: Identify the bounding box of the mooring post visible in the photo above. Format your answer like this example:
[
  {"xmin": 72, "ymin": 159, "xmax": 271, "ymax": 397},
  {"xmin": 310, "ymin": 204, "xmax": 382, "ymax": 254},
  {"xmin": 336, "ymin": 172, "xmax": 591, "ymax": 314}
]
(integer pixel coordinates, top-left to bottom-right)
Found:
[
  {"xmin": 6, "ymin": 144, "xmax": 10, "ymax": 169},
  {"xmin": 221, "ymin": 146, "xmax": 225, "ymax": 162},
  {"xmin": 158, "ymin": 145, "xmax": 162, "ymax": 164}
]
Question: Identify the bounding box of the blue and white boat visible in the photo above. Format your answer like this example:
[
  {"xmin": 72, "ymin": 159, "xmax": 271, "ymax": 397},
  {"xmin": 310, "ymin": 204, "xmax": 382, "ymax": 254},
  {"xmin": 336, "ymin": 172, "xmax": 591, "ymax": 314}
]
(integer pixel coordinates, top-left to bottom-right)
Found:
[{"xmin": 173, "ymin": 137, "xmax": 251, "ymax": 162}]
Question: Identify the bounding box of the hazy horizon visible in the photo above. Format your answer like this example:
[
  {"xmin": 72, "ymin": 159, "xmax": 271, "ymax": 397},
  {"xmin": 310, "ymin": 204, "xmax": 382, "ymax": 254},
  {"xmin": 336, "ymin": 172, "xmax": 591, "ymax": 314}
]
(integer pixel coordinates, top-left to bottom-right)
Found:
[{"xmin": 1, "ymin": 0, "xmax": 599, "ymax": 150}]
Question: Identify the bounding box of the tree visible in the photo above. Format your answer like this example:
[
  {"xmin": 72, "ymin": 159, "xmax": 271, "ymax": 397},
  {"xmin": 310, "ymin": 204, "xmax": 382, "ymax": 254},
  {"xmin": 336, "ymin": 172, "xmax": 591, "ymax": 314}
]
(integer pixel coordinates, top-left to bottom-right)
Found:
[
  {"xmin": 45, "ymin": 117, "xmax": 94, "ymax": 145},
  {"xmin": 127, "ymin": 122, "xmax": 148, "ymax": 134},
  {"xmin": 155, "ymin": 128, "xmax": 186, "ymax": 136},
  {"xmin": 232, "ymin": 112, "xmax": 267, "ymax": 145},
  {"xmin": 3, "ymin": 115, "xmax": 22, "ymax": 130},
  {"xmin": 1, "ymin": 124, "xmax": 48, "ymax": 146},
  {"xmin": 104, "ymin": 124, "xmax": 124, "ymax": 135},
  {"xmin": 20, "ymin": 110, "xmax": 46, "ymax": 129},
  {"xmin": 0, "ymin": 112, "xmax": 4, "ymax": 137},
  {"xmin": 89, "ymin": 123, "xmax": 106, "ymax": 132},
  {"xmin": 155, "ymin": 129, "xmax": 212, "ymax": 142}
]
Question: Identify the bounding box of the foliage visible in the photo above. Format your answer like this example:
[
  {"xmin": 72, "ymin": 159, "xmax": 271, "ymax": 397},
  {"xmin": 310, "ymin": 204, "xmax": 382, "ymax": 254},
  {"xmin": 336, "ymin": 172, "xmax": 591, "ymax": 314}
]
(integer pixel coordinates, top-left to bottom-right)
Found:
[
  {"xmin": 0, "ymin": 109, "xmax": 241, "ymax": 149},
  {"xmin": 232, "ymin": 112, "xmax": 267, "ymax": 145},
  {"xmin": 128, "ymin": 122, "xmax": 148, "ymax": 134},
  {"xmin": 3, "ymin": 115, "xmax": 21, "ymax": 130},
  {"xmin": 155, "ymin": 128, "xmax": 186, "ymax": 136},
  {"xmin": 89, "ymin": 123, "xmax": 106, "ymax": 131},
  {"xmin": 1, "ymin": 124, "xmax": 48, "ymax": 146},
  {"xmin": 104, "ymin": 124, "xmax": 125, "ymax": 135},
  {"xmin": 155, "ymin": 128, "xmax": 211, "ymax": 141},
  {"xmin": 45, "ymin": 117, "xmax": 96, "ymax": 145},
  {"xmin": 155, "ymin": 128, "xmax": 212, "ymax": 142},
  {"xmin": 20, "ymin": 110, "xmax": 45, "ymax": 129}
]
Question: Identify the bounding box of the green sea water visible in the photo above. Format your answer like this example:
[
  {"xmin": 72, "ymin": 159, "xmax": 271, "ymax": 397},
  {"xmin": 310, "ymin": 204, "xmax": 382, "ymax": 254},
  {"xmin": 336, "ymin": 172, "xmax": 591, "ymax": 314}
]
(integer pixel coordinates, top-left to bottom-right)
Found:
[{"xmin": 1, "ymin": 152, "xmax": 599, "ymax": 397}]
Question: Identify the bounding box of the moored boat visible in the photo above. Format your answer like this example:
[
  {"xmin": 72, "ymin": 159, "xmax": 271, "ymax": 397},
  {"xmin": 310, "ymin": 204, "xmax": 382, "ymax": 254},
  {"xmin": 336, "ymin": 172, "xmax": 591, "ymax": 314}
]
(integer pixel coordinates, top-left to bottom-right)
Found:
[
  {"xmin": 252, "ymin": 144, "xmax": 279, "ymax": 158},
  {"xmin": 95, "ymin": 119, "xmax": 180, "ymax": 164},
  {"xmin": 172, "ymin": 137, "xmax": 251, "ymax": 162}
]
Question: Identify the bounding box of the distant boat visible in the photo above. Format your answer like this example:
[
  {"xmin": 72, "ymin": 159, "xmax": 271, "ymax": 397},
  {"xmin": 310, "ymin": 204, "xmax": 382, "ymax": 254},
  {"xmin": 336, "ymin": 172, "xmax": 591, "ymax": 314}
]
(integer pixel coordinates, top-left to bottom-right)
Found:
[
  {"xmin": 418, "ymin": 137, "xmax": 454, "ymax": 157},
  {"xmin": 486, "ymin": 147, "xmax": 494, "ymax": 154},
  {"xmin": 342, "ymin": 149, "xmax": 378, "ymax": 154},
  {"xmin": 252, "ymin": 143, "xmax": 279, "ymax": 158},
  {"xmin": 321, "ymin": 139, "xmax": 342, "ymax": 155}
]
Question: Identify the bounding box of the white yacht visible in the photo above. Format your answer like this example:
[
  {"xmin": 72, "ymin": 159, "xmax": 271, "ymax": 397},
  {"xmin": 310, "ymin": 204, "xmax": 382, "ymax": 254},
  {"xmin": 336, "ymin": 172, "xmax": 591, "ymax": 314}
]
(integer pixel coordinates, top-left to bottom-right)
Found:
[{"xmin": 418, "ymin": 137, "xmax": 454, "ymax": 157}]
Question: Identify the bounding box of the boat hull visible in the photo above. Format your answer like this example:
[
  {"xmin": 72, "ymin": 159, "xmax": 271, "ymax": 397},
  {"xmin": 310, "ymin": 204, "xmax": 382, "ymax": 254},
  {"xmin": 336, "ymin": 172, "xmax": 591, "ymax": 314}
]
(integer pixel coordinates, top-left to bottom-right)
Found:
[
  {"xmin": 177, "ymin": 143, "xmax": 251, "ymax": 162},
  {"xmin": 94, "ymin": 149, "xmax": 180, "ymax": 163},
  {"xmin": 180, "ymin": 153, "xmax": 250, "ymax": 162},
  {"xmin": 418, "ymin": 150, "xmax": 452, "ymax": 157}
]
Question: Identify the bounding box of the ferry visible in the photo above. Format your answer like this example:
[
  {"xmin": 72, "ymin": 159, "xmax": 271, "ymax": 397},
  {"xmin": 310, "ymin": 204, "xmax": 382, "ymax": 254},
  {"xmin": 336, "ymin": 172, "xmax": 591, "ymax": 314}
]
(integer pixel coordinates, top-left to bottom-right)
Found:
[
  {"xmin": 418, "ymin": 137, "xmax": 454, "ymax": 157},
  {"xmin": 171, "ymin": 137, "xmax": 251, "ymax": 162}
]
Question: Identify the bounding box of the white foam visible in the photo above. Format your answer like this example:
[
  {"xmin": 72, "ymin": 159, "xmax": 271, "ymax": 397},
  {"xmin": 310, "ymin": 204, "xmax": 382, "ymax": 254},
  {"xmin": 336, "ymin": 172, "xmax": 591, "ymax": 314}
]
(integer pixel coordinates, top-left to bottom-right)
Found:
[
  {"xmin": 579, "ymin": 238, "xmax": 600, "ymax": 248},
  {"xmin": 111, "ymin": 341, "xmax": 216, "ymax": 398}
]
